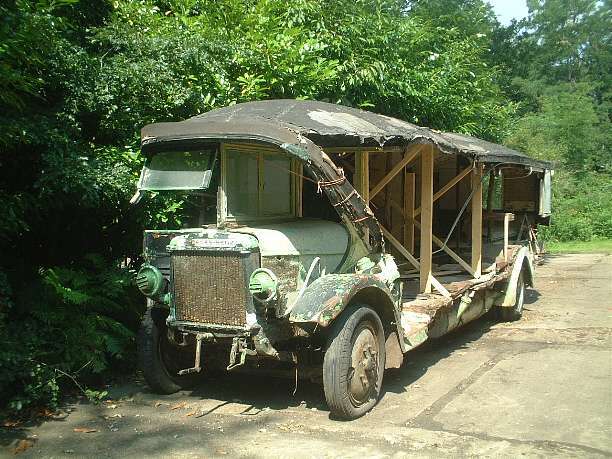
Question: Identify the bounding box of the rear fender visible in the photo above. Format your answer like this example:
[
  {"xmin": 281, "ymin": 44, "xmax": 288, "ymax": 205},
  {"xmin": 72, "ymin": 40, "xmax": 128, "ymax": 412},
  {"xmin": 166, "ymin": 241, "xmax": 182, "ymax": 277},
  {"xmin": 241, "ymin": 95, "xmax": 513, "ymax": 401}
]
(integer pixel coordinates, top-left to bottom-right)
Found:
[{"xmin": 501, "ymin": 246, "xmax": 535, "ymax": 307}]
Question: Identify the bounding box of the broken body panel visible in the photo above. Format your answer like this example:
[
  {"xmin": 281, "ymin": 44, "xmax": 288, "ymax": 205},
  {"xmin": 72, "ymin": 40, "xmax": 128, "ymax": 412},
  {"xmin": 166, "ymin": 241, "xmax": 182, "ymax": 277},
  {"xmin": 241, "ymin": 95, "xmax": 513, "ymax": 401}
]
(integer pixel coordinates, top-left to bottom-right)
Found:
[{"xmin": 136, "ymin": 100, "xmax": 553, "ymax": 416}]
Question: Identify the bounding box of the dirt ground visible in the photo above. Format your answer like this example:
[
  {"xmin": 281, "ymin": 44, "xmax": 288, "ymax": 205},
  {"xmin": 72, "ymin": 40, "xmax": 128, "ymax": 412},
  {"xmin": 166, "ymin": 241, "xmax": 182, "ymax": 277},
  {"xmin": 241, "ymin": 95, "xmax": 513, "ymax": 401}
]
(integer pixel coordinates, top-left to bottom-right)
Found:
[{"xmin": 2, "ymin": 253, "xmax": 611, "ymax": 458}]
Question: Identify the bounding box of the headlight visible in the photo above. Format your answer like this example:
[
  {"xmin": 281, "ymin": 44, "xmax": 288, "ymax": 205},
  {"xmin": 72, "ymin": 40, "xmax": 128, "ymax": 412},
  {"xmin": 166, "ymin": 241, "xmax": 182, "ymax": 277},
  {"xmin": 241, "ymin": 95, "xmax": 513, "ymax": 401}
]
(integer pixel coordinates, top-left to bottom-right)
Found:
[
  {"xmin": 248, "ymin": 268, "xmax": 278, "ymax": 302},
  {"xmin": 135, "ymin": 264, "xmax": 165, "ymax": 297}
]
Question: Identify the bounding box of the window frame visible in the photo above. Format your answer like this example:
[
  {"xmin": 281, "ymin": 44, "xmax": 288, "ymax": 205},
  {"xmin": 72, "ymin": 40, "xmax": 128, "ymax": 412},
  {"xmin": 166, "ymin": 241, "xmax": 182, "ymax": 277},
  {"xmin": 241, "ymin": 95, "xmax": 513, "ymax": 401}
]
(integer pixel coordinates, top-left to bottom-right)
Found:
[{"xmin": 219, "ymin": 142, "xmax": 302, "ymax": 225}]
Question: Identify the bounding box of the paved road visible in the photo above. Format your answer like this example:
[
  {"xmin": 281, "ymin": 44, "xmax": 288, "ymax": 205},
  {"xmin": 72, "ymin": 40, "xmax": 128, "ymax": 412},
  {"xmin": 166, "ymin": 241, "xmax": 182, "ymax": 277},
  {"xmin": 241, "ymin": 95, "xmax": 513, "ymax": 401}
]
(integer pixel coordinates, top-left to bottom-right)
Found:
[{"xmin": 2, "ymin": 253, "xmax": 611, "ymax": 458}]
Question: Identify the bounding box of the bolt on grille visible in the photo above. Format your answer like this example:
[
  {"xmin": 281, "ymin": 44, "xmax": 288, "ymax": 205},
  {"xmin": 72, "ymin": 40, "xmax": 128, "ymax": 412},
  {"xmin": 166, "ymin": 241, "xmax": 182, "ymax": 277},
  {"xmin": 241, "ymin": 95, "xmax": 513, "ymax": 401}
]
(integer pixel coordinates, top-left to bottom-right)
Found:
[{"xmin": 171, "ymin": 251, "xmax": 255, "ymax": 326}]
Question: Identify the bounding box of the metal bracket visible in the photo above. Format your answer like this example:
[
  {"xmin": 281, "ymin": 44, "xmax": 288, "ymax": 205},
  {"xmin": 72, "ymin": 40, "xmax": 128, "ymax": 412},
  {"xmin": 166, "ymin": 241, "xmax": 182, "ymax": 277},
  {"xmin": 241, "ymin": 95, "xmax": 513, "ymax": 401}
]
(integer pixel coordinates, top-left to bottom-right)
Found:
[
  {"xmin": 178, "ymin": 333, "xmax": 212, "ymax": 375},
  {"xmin": 227, "ymin": 337, "xmax": 257, "ymax": 371}
]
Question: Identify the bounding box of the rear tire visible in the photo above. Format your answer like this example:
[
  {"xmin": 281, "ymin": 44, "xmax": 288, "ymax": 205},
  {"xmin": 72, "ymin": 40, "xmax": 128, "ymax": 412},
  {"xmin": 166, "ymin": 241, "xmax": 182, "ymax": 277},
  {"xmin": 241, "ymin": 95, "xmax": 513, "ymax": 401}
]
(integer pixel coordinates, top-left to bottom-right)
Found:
[
  {"xmin": 138, "ymin": 307, "xmax": 198, "ymax": 394},
  {"xmin": 323, "ymin": 304, "xmax": 386, "ymax": 420},
  {"xmin": 499, "ymin": 271, "xmax": 526, "ymax": 322}
]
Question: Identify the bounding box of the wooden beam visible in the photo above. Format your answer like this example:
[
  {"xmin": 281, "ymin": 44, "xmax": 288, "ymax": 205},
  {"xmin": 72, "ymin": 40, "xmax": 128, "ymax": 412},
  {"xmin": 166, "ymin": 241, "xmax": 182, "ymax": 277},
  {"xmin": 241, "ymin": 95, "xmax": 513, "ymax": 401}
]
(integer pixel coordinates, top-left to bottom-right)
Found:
[
  {"xmin": 381, "ymin": 226, "xmax": 420, "ymax": 270},
  {"xmin": 471, "ymin": 164, "xmax": 484, "ymax": 278},
  {"xmin": 485, "ymin": 170, "xmax": 495, "ymax": 241},
  {"xmin": 369, "ymin": 145, "xmax": 422, "ymax": 200},
  {"xmin": 430, "ymin": 275, "xmax": 452, "ymax": 299},
  {"xmin": 414, "ymin": 165, "xmax": 472, "ymax": 217},
  {"xmin": 420, "ymin": 144, "xmax": 434, "ymax": 293},
  {"xmin": 390, "ymin": 198, "xmax": 475, "ymax": 277},
  {"xmin": 414, "ymin": 220, "xmax": 475, "ymax": 276},
  {"xmin": 403, "ymin": 172, "xmax": 415, "ymax": 253},
  {"xmin": 503, "ymin": 212, "xmax": 514, "ymax": 261},
  {"xmin": 354, "ymin": 151, "xmax": 369, "ymax": 203}
]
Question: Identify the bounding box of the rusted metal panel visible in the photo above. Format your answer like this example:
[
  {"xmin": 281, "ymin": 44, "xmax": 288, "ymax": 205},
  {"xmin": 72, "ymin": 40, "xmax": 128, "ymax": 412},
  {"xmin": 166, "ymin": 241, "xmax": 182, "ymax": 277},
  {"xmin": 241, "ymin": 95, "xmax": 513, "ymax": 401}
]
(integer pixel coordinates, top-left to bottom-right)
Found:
[{"xmin": 289, "ymin": 273, "xmax": 396, "ymax": 327}]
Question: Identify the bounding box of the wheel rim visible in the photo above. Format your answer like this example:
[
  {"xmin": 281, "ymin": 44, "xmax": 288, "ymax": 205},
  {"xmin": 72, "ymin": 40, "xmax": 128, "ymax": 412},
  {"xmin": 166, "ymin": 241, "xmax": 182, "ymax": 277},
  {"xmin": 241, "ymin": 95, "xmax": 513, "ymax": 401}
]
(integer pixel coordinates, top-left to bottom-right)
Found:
[{"xmin": 347, "ymin": 322, "xmax": 380, "ymax": 407}]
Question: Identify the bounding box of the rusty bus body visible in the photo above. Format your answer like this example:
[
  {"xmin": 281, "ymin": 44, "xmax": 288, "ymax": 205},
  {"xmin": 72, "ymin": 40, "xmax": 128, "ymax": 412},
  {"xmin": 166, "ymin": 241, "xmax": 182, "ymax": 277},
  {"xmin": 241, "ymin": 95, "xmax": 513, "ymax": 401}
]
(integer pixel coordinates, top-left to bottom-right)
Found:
[{"xmin": 134, "ymin": 100, "xmax": 553, "ymax": 419}]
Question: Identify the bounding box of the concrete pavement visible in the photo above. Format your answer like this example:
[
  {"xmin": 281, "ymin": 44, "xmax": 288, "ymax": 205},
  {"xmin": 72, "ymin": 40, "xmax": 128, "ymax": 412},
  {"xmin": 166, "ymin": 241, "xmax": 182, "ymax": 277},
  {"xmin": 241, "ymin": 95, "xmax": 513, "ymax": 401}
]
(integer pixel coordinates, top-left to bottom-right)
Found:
[{"xmin": 2, "ymin": 253, "xmax": 611, "ymax": 458}]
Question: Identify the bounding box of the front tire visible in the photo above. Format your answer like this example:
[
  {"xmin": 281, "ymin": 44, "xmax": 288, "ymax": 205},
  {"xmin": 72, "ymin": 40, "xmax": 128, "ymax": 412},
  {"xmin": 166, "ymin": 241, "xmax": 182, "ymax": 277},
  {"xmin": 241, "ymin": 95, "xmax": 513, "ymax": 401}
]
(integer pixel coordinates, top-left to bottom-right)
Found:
[
  {"xmin": 323, "ymin": 304, "xmax": 386, "ymax": 420},
  {"xmin": 499, "ymin": 271, "xmax": 526, "ymax": 321},
  {"xmin": 138, "ymin": 307, "xmax": 198, "ymax": 394}
]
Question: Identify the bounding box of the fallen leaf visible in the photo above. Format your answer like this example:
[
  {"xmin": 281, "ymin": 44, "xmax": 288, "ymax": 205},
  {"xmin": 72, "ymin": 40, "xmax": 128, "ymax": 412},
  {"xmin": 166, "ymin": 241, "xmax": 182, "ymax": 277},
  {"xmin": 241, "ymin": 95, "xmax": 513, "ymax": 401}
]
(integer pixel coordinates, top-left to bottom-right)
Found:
[
  {"xmin": 73, "ymin": 427, "xmax": 97, "ymax": 433},
  {"xmin": 12, "ymin": 439, "xmax": 34, "ymax": 455},
  {"xmin": 170, "ymin": 402, "xmax": 186, "ymax": 410}
]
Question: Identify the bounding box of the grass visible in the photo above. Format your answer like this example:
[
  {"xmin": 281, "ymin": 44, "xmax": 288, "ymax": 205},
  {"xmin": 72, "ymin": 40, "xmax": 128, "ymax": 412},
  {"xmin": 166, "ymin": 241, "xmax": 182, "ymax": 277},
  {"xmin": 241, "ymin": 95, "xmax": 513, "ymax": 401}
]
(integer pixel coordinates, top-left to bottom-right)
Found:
[{"xmin": 546, "ymin": 239, "xmax": 612, "ymax": 254}]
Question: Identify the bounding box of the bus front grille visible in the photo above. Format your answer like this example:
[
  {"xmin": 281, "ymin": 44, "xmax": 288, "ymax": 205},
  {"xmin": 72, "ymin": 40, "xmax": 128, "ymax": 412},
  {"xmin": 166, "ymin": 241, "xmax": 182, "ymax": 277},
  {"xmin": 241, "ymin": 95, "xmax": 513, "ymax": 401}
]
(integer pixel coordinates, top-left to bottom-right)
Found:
[{"xmin": 171, "ymin": 251, "xmax": 256, "ymax": 327}]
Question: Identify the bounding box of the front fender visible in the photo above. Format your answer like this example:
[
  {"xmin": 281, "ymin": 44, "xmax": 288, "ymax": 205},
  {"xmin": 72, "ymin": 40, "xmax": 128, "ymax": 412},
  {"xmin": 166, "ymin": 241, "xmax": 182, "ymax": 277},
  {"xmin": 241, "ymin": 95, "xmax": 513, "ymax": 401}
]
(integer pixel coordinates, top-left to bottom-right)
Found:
[
  {"xmin": 501, "ymin": 246, "xmax": 535, "ymax": 307},
  {"xmin": 289, "ymin": 274, "xmax": 396, "ymax": 327}
]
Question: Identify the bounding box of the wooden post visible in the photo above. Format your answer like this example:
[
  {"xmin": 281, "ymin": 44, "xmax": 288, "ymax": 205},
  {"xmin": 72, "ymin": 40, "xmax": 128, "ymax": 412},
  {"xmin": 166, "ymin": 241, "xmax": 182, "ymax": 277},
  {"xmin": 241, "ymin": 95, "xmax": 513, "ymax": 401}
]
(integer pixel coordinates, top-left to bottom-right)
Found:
[
  {"xmin": 471, "ymin": 164, "xmax": 484, "ymax": 278},
  {"xmin": 420, "ymin": 145, "xmax": 434, "ymax": 293},
  {"xmin": 485, "ymin": 170, "xmax": 495, "ymax": 241},
  {"xmin": 503, "ymin": 212, "xmax": 511, "ymax": 261},
  {"xmin": 354, "ymin": 151, "xmax": 369, "ymax": 204},
  {"xmin": 403, "ymin": 171, "xmax": 415, "ymax": 253}
]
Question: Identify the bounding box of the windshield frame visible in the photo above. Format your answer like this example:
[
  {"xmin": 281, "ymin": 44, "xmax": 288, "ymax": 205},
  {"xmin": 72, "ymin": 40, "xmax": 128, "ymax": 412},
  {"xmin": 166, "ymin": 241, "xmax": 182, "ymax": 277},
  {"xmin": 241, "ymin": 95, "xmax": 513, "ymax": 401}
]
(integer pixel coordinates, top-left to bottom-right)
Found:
[{"xmin": 137, "ymin": 149, "xmax": 218, "ymax": 191}]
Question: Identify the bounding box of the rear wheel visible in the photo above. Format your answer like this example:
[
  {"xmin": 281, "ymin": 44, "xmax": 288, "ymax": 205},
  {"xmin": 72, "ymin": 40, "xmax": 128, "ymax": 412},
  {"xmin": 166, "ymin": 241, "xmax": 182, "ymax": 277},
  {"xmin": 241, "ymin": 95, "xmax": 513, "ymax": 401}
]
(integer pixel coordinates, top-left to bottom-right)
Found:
[
  {"xmin": 323, "ymin": 304, "xmax": 386, "ymax": 420},
  {"xmin": 499, "ymin": 271, "xmax": 526, "ymax": 322},
  {"xmin": 138, "ymin": 307, "xmax": 198, "ymax": 394}
]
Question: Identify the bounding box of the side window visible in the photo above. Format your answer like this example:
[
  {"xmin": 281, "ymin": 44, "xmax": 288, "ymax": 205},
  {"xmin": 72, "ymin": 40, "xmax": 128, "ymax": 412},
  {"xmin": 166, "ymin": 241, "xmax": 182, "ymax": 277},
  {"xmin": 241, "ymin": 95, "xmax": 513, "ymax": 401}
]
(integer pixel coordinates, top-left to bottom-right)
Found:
[
  {"xmin": 226, "ymin": 151, "xmax": 258, "ymax": 217},
  {"xmin": 223, "ymin": 146, "xmax": 295, "ymax": 220},
  {"xmin": 262, "ymin": 155, "xmax": 291, "ymax": 216}
]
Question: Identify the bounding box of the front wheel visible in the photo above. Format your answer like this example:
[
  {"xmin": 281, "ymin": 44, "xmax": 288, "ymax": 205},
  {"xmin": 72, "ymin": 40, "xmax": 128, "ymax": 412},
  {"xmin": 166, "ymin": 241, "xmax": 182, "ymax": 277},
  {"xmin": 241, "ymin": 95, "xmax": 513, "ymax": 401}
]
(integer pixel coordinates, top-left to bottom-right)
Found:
[
  {"xmin": 323, "ymin": 304, "xmax": 386, "ymax": 420},
  {"xmin": 138, "ymin": 307, "xmax": 198, "ymax": 394}
]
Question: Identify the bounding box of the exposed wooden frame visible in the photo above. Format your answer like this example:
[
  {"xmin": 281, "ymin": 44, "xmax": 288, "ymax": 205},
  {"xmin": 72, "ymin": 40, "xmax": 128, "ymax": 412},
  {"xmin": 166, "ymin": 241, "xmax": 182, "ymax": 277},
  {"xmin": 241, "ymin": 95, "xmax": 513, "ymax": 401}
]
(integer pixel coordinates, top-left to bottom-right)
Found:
[
  {"xmin": 471, "ymin": 163, "xmax": 484, "ymax": 278},
  {"xmin": 420, "ymin": 144, "xmax": 434, "ymax": 293},
  {"xmin": 294, "ymin": 161, "xmax": 303, "ymax": 217},
  {"xmin": 415, "ymin": 220, "xmax": 476, "ymax": 276},
  {"xmin": 381, "ymin": 227, "xmax": 420, "ymax": 270},
  {"xmin": 354, "ymin": 151, "xmax": 370, "ymax": 203},
  {"xmin": 218, "ymin": 145, "xmax": 229, "ymax": 224},
  {"xmin": 403, "ymin": 172, "xmax": 415, "ymax": 253},
  {"xmin": 430, "ymin": 276, "xmax": 452, "ymax": 299},
  {"xmin": 369, "ymin": 145, "xmax": 422, "ymax": 200},
  {"xmin": 323, "ymin": 146, "xmax": 403, "ymax": 154},
  {"xmin": 413, "ymin": 165, "xmax": 472, "ymax": 217},
  {"xmin": 382, "ymin": 225, "xmax": 451, "ymax": 298},
  {"xmin": 503, "ymin": 212, "xmax": 515, "ymax": 261},
  {"xmin": 486, "ymin": 170, "xmax": 496, "ymax": 241},
  {"xmin": 390, "ymin": 199, "xmax": 476, "ymax": 277}
]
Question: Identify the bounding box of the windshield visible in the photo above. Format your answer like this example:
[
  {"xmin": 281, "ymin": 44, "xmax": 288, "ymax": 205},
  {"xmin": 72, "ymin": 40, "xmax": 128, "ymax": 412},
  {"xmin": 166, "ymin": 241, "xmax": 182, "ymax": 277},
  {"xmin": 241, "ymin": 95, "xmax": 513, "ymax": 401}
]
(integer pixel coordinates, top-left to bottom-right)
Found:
[{"xmin": 139, "ymin": 150, "xmax": 216, "ymax": 191}]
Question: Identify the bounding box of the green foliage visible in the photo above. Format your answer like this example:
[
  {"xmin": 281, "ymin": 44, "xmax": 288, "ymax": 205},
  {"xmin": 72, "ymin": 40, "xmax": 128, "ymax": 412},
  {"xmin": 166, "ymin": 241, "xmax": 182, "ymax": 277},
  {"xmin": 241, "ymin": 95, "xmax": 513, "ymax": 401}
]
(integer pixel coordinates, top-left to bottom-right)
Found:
[
  {"xmin": 0, "ymin": 257, "xmax": 142, "ymax": 413},
  {"xmin": 0, "ymin": 0, "xmax": 609, "ymax": 412},
  {"xmin": 539, "ymin": 171, "xmax": 612, "ymax": 242},
  {"xmin": 495, "ymin": 0, "xmax": 611, "ymax": 241}
]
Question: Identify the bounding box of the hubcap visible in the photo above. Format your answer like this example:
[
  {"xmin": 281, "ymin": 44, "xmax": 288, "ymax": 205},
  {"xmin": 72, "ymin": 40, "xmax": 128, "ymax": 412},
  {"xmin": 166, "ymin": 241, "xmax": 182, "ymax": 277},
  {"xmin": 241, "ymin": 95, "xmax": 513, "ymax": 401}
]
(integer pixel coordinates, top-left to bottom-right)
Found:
[{"xmin": 347, "ymin": 324, "xmax": 379, "ymax": 406}]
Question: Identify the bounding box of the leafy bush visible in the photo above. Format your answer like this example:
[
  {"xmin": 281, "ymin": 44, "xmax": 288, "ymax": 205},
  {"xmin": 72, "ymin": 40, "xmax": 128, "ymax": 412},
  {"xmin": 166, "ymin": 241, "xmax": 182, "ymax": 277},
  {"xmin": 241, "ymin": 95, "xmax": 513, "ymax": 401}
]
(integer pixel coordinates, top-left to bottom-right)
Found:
[
  {"xmin": 540, "ymin": 171, "xmax": 612, "ymax": 242},
  {"xmin": 0, "ymin": 256, "xmax": 143, "ymax": 413}
]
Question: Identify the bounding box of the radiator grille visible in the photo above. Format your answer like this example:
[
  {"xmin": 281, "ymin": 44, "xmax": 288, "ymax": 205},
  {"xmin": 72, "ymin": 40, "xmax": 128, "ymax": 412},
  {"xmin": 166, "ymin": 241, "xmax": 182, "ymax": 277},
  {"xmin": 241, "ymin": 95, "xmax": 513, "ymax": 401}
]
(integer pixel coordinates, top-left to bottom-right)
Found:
[{"xmin": 171, "ymin": 251, "xmax": 254, "ymax": 326}]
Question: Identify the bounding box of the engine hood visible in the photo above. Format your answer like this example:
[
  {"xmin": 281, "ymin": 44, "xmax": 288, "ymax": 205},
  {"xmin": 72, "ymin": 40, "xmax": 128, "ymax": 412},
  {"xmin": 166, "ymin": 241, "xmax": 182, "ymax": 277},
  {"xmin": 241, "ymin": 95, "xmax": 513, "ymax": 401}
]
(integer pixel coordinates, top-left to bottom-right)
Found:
[{"xmin": 229, "ymin": 219, "xmax": 349, "ymax": 258}]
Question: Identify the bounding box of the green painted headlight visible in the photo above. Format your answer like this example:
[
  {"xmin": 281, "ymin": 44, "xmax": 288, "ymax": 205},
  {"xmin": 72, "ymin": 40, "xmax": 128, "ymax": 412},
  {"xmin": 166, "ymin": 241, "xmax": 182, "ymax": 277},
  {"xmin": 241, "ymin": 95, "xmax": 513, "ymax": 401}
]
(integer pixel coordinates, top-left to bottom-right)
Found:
[
  {"xmin": 135, "ymin": 264, "xmax": 165, "ymax": 297},
  {"xmin": 248, "ymin": 268, "xmax": 278, "ymax": 300}
]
